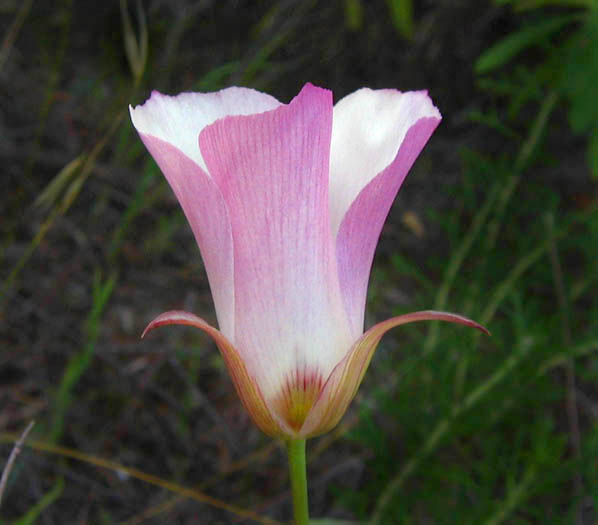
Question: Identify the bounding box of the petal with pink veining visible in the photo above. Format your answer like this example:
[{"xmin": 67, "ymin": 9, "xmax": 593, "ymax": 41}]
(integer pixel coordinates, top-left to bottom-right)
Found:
[
  {"xmin": 129, "ymin": 88, "xmax": 281, "ymax": 172},
  {"xmin": 130, "ymin": 135, "xmax": 236, "ymax": 337},
  {"xmin": 199, "ymin": 83, "xmax": 353, "ymax": 411},
  {"xmin": 300, "ymin": 311, "xmax": 489, "ymax": 437},
  {"xmin": 331, "ymin": 90, "xmax": 441, "ymax": 334},
  {"xmin": 129, "ymin": 89, "xmax": 280, "ymax": 337}
]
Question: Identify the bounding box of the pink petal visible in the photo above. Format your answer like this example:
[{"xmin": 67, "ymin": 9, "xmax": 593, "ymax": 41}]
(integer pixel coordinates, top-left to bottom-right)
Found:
[
  {"xmin": 132, "ymin": 134, "xmax": 236, "ymax": 338},
  {"xmin": 129, "ymin": 88, "xmax": 281, "ymax": 172},
  {"xmin": 198, "ymin": 83, "xmax": 353, "ymax": 407},
  {"xmin": 142, "ymin": 310, "xmax": 287, "ymax": 437},
  {"xmin": 129, "ymin": 89, "xmax": 280, "ymax": 338},
  {"xmin": 331, "ymin": 90, "xmax": 441, "ymax": 333},
  {"xmin": 300, "ymin": 311, "xmax": 489, "ymax": 437}
]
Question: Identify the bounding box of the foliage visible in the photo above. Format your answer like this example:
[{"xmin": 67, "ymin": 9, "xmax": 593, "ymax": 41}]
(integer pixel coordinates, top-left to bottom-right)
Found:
[
  {"xmin": 338, "ymin": 1, "xmax": 598, "ymax": 522},
  {"xmin": 476, "ymin": 0, "xmax": 598, "ymax": 177}
]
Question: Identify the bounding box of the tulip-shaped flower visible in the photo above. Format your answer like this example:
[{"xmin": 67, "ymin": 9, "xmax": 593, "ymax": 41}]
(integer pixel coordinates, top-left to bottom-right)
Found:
[{"xmin": 130, "ymin": 83, "xmax": 487, "ymax": 440}]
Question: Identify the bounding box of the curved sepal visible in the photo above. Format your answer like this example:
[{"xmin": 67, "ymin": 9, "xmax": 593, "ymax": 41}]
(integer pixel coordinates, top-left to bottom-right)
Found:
[
  {"xmin": 301, "ymin": 311, "xmax": 489, "ymax": 437},
  {"xmin": 142, "ymin": 310, "xmax": 284, "ymax": 437}
]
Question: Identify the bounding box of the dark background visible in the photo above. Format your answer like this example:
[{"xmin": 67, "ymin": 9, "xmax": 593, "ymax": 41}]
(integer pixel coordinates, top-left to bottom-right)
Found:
[{"xmin": 1, "ymin": 1, "xmax": 597, "ymax": 523}]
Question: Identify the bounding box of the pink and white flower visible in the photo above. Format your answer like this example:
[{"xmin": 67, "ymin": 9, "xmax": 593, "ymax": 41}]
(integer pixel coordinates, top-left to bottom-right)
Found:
[{"xmin": 130, "ymin": 83, "xmax": 487, "ymax": 438}]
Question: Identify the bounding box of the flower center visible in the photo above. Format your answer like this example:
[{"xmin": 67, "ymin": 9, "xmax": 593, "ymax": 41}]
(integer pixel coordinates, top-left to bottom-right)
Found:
[{"xmin": 274, "ymin": 368, "xmax": 324, "ymax": 432}]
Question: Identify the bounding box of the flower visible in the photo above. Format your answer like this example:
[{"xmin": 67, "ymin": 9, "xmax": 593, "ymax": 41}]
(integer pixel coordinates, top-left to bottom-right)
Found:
[{"xmin": 130, "ymin": 83, "xmax": 487, "ymax": 439}]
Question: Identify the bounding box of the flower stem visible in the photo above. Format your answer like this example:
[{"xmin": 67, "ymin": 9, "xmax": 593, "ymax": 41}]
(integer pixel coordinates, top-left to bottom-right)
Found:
[{"xmin": 286, "ymin": 438, "xmax": 309, "ymax": 525}]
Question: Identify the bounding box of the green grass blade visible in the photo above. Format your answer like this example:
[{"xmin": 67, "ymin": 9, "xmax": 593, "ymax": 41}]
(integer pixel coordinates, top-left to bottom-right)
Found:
[
  {"xmin": 475, "ymin": 14, "xmax": 580, "ymax": 74},
  {"xmin": 385, "ymin": 0, "xmax": 414, "ymax": 39},
  {"xmin": 49, "ymin": 271, "xmax": 118, "ymax": 444},
  {"xmin": 14, "ymin": 478, "xmax": 65, "ymax": 525}
]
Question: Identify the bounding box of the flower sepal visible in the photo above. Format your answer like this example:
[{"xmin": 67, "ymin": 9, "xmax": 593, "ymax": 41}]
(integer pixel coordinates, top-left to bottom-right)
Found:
[
  {"xmin": 143, "ymin": 310, "xmax": 488, "ymax": 439},
  {"xmin": 142, "ymin": 310, "xmax": 286, "ymax": 437}
]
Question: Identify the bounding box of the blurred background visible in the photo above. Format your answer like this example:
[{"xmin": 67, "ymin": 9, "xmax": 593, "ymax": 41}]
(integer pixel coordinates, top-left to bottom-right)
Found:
[{"xmin": 1, "ymin": 0, "xmax": 597, "ymax": 523}]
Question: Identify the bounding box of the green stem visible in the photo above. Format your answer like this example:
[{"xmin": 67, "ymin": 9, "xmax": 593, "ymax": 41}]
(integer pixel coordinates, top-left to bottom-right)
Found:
[{"xmin": 286, "ymin": 439, "xmax": 309, "ymax": 525}]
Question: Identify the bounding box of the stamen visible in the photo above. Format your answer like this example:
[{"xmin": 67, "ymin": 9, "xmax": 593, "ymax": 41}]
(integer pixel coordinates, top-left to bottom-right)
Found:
[{"xmin": 273, "ymin": 366, "xmax": 324, "ymax": 432}]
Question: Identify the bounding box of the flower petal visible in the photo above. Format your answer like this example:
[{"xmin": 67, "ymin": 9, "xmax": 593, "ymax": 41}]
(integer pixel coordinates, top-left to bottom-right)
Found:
[
  {"xmin": 198, "ymin": 83, "xmax": 353, "ymax": 409},
  {"xmin": 330, "ymin": 89, "xmax": 441, "ymax": 236},
  {"xmin": 129, "ymin": 134, "xmax": 236, "ymax": 337},
  {"xmin": 129, "ymin": 88, "xmax": 281, "ymax": 172},
  {"xmin": 129, "ymin": 89, "xmax": 278, "ymax": 337},
  {"xmin": 300, "ymin": 311, "xmax": 489, "ymax": 437},
  {"xmin": 141, "ymin": 310, "xmax": 286, "ymax": 437},
  {"xmin": 331, "ymin": 90, "xmax": 441, "ymax": 333}
]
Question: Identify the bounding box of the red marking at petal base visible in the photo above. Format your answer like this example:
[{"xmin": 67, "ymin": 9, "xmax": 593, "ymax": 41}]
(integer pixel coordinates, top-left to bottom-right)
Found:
[{"xmin": 272, "ymin": 366, "xmax": 325, "ymax": 432}]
